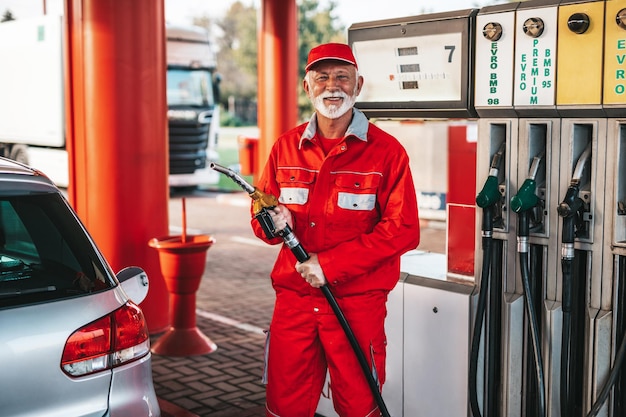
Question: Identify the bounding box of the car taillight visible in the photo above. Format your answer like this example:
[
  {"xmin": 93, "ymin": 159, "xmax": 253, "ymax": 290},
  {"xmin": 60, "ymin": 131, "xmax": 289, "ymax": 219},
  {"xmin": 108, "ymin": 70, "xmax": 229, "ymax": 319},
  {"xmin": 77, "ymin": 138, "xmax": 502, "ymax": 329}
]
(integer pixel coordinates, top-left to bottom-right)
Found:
[{"xmin": 61, "ymin": 302, "xmax": 150, "ymax": 377}]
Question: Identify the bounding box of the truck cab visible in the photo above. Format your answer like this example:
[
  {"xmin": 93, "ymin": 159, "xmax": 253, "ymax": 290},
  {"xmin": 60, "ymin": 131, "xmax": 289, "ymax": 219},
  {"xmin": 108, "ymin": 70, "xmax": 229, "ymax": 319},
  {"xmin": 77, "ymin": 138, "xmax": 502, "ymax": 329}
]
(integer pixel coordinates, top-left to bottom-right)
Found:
[{"xmin": 166, "ymin": 24, "xmax": 221, "ymax": 189}]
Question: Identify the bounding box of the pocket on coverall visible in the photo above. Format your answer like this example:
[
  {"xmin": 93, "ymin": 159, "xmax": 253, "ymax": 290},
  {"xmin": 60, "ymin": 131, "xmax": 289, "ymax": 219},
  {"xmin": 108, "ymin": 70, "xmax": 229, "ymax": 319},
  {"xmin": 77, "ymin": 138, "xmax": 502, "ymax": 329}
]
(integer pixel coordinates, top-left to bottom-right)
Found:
[{"xmin": 277, "ymin": 168, "xmax": 316, "ymax": 206}]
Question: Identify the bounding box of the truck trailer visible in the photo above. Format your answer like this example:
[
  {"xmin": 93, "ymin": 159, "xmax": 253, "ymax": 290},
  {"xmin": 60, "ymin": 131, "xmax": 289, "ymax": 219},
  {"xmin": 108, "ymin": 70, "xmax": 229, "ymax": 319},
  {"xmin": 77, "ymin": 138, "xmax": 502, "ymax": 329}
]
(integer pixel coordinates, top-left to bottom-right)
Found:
[{"xmin": 0, "ymin": 15, "xmax": 221, "ymax": 188}]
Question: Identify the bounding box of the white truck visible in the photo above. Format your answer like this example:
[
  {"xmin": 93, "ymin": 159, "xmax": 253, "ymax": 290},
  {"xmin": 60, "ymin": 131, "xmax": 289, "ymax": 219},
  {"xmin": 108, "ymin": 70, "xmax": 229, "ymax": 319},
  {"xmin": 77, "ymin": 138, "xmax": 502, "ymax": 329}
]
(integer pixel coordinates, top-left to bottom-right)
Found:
[{"xmin": 0, "ymin": 15, "xmax": 221, "ymax": 188}]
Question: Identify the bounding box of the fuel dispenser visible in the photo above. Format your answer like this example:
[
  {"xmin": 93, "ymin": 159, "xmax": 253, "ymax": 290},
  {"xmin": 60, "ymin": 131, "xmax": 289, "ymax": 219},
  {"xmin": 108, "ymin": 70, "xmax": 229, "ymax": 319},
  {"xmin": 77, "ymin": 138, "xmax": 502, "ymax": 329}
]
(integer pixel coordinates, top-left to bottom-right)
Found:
[
  {"xmin": 313, "ymin": 1, "xmax": 626, "ymax": 417},
  {"xmin": 473, "ymin": 5, "xmax": 521, "ymax": 412},
  {"xmin": 601, "ymin": 2, "xmax": 626, "ymax": 416},
  {"xmin": 473, "ymin": 0, "xmax": 612, "ymax": 416},
  {"xmin": 513, "ymin": 2, "xmax": 564, "ymax": 412},
  {"xmin": 605, "ymin": 116, "xmax": 626, "ymax": 417},
  {"xmin": 471, "ymin": 141, "xmax": 507, "ymax": 417},
  {"xmin": 557, "ymin": 1, "xmax": 612, "ymax": 416},
  {"xmin": 511, "ymin": 151, "xmax": 547, "ymax": 417},
  {"xmin": 557, "ymin": 118, "xmax": 608, "ymax": 416}
]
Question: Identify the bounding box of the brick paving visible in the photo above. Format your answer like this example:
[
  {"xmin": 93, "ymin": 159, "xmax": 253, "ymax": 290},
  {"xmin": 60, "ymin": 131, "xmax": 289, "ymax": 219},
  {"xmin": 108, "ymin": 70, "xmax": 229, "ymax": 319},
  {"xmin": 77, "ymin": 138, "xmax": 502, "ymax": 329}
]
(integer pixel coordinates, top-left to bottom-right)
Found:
[{"xmin": 151, "ymin": 189, "xmax": 446, "ymax": 417}]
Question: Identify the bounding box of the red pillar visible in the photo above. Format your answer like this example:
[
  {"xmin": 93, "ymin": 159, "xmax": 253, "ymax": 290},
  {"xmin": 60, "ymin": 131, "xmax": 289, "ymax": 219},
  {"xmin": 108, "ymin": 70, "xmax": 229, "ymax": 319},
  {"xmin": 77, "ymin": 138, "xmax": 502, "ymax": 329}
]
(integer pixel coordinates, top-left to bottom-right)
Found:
[
  {"xmin": 64, "ymin": 0, "xmax": 170, "ymax": 333},
  {"xmin": 257, "ymin": 0, "xmax": 298, "ymax": 178}
]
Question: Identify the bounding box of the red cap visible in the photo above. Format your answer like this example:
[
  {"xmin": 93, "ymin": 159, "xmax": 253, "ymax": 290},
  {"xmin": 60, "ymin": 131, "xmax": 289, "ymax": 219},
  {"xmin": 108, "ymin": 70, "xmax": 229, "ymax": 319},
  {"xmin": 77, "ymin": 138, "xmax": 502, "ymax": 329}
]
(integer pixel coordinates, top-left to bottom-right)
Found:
[{"xmin": 305, "ymin": 43, "xmax": 358, "ymax": 72}]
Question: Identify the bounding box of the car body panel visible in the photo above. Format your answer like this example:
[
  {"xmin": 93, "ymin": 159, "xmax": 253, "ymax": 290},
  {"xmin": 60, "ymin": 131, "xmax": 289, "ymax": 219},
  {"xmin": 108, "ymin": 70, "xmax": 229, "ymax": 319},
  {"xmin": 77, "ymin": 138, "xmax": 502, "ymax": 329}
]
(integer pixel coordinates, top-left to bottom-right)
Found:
[
  {"xmin": 109, "ymin": 354, "xmax": 160, "ymax": 417},
  {"xmin": 0, "ymin": 158, "xmax": 160, "ymax": 417},
  {"xmin": 0, "ymin": 292, "xmax": 118, "ymax": 416}
]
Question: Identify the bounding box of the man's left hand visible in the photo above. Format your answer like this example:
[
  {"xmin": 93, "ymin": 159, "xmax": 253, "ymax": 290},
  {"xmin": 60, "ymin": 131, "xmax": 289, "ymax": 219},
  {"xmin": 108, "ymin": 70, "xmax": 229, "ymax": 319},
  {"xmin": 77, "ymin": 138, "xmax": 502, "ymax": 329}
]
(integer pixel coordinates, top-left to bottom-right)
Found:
[{"xmin": 295, "ymin": 253, "xmax": 327, "ymax": 288}]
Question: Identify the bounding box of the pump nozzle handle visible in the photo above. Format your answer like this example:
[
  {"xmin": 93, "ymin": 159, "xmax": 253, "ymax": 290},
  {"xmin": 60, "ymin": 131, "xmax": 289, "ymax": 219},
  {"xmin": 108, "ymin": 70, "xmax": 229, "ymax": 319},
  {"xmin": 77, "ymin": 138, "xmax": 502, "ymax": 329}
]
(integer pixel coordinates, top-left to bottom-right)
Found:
[
  {"xmin": 558, "ymin": 184, "xmax": 583, "ymax": 218},
  {"xmin": 477, "ymin": 142, "xmax": 506, "ymax": 208},
  {"xmin": 510, "ymin": 152, "xmax": 544, "ymax": 213},
  {"xmin": 476, "ymin": 176, "xmax": 501, "ymax": 208},
  {"xmin": 511, "ymin": 179, "xmax": 539, "ymax": 213}
]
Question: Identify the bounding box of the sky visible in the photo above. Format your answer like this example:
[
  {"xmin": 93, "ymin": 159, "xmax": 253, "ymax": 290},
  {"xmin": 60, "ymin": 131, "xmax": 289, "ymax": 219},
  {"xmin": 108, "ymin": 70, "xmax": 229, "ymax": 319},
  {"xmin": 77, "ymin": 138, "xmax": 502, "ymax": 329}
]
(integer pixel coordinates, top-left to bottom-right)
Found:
[{"xmin": 1, "ymin": 0, "xmax": 507, "ymax": 30}]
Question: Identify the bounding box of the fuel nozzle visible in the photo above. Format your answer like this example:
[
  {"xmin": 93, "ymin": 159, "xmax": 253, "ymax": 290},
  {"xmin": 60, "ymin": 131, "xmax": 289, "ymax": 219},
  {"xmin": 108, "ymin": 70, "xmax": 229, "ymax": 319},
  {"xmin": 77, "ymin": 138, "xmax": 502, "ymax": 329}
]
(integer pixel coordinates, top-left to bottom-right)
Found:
[
  {"xmin": 557, "ymin": 183, "xmax": 583, "ymax": 218},
  {"xmin": 557, "ymin": 143, "xmax": 591, "ymax": 219},
  {"xmin": 248, "ymin": 189, "xmax": 279, "ymax": 216},
  {"xmin": 510, "ymin": 179, "xmax": 538, "ymax": 213},
  {"xmin": 476, "ymin": 142, "xmax": 505, "ymax": 208},
  {"xmin": 476, "ymin": 176, "xmax": 501, "ymax": 208},
  {"xmin": 558, "ymin": 143, "xmax": 591, "ymax": 252},
  {"xmin": 511, "ymin": 152, "xmax": 544, "ymax": 213}
]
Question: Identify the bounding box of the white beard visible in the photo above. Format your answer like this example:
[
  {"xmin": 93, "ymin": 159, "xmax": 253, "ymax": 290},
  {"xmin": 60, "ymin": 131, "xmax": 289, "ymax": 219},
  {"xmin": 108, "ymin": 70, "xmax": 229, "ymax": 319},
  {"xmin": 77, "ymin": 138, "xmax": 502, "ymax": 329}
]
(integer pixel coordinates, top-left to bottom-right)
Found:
[{"xmin": 310, "ymin": 90, "xmax": 357, "ymax": 120}]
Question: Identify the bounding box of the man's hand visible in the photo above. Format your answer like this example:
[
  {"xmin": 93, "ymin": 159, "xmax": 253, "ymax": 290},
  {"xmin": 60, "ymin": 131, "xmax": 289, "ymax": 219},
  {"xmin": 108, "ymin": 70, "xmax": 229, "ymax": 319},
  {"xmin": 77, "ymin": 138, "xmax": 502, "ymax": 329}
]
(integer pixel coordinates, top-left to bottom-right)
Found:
[
  {"xmin": 269, "ymin": 205, "xmax": 293, "ymax": 232},
  {"xmin": 296, "ymin": 253, "xmax": 327, "ymax": 288}
]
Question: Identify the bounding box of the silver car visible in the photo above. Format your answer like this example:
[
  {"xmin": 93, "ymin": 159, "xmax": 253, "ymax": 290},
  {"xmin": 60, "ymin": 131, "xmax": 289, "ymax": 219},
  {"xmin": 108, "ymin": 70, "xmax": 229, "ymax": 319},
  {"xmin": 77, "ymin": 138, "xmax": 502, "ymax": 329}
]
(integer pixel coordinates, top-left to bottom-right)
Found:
[{"xmin": 0, "ymin": 158, "xmax": 161, "ymax": 417}]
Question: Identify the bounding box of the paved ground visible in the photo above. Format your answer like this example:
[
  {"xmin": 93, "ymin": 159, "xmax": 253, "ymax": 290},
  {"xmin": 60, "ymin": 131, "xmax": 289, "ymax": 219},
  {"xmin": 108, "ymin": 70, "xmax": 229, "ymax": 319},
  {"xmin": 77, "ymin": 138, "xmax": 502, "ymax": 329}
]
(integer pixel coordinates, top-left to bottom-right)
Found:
[{"xmin": 151, "ymin": 188, "xmax": 447, "ymax": 417}]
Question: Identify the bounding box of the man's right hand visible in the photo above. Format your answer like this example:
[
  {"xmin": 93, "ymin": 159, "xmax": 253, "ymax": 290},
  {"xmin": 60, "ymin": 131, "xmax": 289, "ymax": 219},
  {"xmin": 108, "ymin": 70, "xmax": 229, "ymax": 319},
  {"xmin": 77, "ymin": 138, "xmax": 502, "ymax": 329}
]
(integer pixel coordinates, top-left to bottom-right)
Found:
[{"xmin": 269, "ymin": 205, "xmax": 293, "ymax": 232}]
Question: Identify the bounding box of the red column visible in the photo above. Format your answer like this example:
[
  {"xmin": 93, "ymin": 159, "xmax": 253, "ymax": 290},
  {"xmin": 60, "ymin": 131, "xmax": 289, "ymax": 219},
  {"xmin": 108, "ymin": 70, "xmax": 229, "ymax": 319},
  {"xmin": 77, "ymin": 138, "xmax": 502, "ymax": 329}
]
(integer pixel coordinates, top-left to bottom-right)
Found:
[
  {"xmin": 257, "ymin": 0, "xmax": 298, "ymax": 179},
  {"xmin": 64, "ymin": 0, "xmax": 170, "ymax": 333}
]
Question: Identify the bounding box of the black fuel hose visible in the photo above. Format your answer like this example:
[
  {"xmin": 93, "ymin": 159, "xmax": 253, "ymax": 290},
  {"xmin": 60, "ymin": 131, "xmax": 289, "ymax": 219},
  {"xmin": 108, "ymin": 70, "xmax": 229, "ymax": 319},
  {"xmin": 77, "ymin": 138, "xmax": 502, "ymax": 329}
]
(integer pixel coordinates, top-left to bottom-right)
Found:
[
  {"xmin": 586, "ymin": 328, "xmax": 626, "ymax": 417},
  {"xmin": 517, "ymin": 211, "xmax": 546, "ymax": 417},
  {"xmin": 585, "ymin": 257, "xmax": 626, "ymax": 416},
  {"xmin": 557, "ymin": 144, "xmax": 590, "ymax": 416},
  {"xmin": 469, "ymin": 205, "xmax": 494, "ymax": 417},
  {"xmin": 560, "ymin": 214, "xmax": 575, "ymax": 417}
]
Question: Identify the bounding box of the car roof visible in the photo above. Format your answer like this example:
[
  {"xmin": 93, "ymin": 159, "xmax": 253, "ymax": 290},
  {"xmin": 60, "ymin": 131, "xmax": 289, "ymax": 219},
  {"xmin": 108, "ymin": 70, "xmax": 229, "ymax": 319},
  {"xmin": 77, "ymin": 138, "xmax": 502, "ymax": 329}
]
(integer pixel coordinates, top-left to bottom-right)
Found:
[{"xmin": 0, "ymin": 157, "xmax": 58, "ymax": 192}]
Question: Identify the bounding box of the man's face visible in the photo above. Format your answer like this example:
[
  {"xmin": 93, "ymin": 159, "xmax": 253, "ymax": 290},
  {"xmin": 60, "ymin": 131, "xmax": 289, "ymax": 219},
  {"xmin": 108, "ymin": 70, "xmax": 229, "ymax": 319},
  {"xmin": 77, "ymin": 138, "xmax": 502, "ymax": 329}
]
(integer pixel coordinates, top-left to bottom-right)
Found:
[{"xmin": 304, "ymin": 61, "xmax": 362, "ymax": 120}]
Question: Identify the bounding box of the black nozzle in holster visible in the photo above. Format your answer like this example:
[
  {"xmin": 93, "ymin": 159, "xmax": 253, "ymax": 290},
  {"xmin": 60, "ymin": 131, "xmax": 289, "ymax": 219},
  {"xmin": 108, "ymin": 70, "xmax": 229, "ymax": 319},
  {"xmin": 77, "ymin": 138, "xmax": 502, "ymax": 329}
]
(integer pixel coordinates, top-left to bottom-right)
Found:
[{"xmin": 558, "ymin": 184, "xmax": 583, "ymax": 219}]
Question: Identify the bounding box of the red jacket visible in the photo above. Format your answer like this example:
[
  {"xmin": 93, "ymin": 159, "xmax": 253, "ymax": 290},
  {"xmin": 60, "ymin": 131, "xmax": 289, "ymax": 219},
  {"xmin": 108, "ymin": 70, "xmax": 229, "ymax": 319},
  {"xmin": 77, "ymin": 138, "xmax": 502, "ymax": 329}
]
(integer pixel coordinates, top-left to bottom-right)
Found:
[{"xmin": 252, "ymin": 109, "xmax": 420, "ymax": 297}]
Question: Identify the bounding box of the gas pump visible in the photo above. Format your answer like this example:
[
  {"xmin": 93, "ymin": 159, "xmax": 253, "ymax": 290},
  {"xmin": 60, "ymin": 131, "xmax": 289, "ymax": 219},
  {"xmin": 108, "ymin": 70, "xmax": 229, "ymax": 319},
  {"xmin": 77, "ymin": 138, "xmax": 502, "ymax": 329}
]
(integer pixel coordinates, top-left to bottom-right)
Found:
[
  {"xmin": 473, "ymin": 4, "xmax": 521, "ymax": 417},
  {"xmin": 556, "ymin": 120, "xmax": 609, "ymax": 416},
  {"xmin": 557, "ymin": 143, "xmax": 591, "ymax": 417},
  {"xmin": 472, "ymin": 2, "xmax": 621, "ymax": 415},
  {"xmin": 569, "ymin": 134, "xmax": 626, "ymax": 417},
  {"xmin": 598, "ymin": 3, "xmax": 626, "ymax": 416},
  {"xmin": 470, "ymin": 142, "xmax": 505, "ymax": 417},
  {"xmin": 511, "ymin": 152, "xmax": 547, "ymax": 417}
]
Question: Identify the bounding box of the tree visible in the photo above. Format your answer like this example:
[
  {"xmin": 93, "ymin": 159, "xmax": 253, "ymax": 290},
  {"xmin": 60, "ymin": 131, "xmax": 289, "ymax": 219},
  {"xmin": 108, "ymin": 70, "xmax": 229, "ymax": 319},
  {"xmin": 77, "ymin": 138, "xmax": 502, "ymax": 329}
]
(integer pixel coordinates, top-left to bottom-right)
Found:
[
  {"xmin": 194, "ymin": 2, "xmax": 258, "ymax": 125},
  {"xmin": 1, "ymin": 10, "xmax": 16, "ymax": 22},
  {"xmin": 195, "ymin": 3, "xmax": 257, "ymax": 101}
]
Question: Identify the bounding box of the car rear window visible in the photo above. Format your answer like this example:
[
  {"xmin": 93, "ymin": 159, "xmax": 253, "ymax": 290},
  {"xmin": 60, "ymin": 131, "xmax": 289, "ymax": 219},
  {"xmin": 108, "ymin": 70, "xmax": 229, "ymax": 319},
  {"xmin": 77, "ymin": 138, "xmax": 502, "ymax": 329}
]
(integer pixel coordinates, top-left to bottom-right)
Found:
[{"xmin": 0, "ymin": 193, "xmax": 114, "ymax": 309}]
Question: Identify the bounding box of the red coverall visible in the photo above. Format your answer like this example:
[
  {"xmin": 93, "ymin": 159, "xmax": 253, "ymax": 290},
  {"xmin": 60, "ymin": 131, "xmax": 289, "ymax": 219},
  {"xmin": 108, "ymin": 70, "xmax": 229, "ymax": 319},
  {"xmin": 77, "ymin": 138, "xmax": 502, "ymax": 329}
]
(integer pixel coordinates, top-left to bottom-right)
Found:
[{"xmin": 252, "ymin": 108, "xmax": 420, "ymax": 417}]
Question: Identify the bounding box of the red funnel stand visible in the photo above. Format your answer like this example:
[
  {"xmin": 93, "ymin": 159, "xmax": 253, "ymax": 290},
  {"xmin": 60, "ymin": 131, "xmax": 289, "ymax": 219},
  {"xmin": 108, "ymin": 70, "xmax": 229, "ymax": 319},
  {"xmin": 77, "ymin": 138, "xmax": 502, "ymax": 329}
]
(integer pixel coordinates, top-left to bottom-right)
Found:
[{"xmin": 148, "ymin": 234, "xmax": 217, "ymax": 356}]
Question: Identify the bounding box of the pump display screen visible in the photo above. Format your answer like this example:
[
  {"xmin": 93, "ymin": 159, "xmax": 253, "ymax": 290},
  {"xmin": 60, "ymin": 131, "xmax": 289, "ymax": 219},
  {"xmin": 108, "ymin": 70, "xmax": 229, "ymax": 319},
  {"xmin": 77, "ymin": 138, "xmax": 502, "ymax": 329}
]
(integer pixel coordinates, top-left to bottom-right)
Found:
[
  {"xmin": 353, "ymin": 33, "xmax": 464, "ymax": 103},
  {"xmin": 348, "ymin": 9, "xmax": 477, "ymax": 118}
]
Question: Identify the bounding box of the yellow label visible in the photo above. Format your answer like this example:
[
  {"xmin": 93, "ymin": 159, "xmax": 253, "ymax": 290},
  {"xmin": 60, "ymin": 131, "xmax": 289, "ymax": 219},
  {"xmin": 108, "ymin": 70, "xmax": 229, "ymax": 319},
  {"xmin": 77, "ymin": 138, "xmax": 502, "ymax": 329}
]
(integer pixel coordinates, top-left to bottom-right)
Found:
[{"xmin": 556, "ymin": 1, "xmax": 605, "ymax": 106}]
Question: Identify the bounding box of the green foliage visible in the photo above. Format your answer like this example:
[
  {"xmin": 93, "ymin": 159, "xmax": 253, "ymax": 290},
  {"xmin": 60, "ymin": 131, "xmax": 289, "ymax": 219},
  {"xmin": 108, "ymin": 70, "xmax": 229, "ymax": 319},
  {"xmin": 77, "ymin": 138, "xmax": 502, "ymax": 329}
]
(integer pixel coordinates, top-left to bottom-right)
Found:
[
  {"xmin": 194, "ymin": 1, "xmax": 259, "ymax": 108},
  {"xmin": 220, "ymin": 109, "xmax": 246, "ymax": 127},
  {"xmin": 297, "ymin": 0, "xmax": 346, "ymax": 77}
]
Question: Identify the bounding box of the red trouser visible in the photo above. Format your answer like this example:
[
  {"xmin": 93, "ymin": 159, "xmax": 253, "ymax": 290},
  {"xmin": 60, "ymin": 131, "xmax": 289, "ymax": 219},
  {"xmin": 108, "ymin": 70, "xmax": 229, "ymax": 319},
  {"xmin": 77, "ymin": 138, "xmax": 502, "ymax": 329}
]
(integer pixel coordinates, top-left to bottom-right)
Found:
[{"xmin": 264, "ymin": 290, "xmax": 387, "ymax": 417}]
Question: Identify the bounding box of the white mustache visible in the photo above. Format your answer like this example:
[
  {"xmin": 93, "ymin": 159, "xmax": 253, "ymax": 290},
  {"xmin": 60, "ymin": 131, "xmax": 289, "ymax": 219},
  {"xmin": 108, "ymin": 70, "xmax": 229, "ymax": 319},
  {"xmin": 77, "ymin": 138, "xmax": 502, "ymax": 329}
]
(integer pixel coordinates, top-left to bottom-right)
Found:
[{"xmin": 319, "ymin": 91, "xmax": 348, "ymax": 100}]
